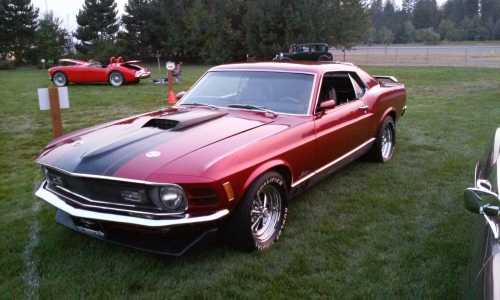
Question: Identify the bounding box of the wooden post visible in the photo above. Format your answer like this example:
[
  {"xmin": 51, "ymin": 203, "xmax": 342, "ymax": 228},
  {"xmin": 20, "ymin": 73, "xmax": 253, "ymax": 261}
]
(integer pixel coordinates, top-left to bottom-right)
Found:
[
  {"xmin": 48, "ymin": 86, "xmax": 63, "ymax": 138},
  {"xmin": 156, "ymin": 51, "xmax": 161, "ymax": 73}
]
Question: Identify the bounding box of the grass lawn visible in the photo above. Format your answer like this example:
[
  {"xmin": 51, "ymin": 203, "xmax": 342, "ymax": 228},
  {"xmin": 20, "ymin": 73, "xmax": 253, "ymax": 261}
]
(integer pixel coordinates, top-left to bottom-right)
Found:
[{"xmin": 0, "ymin": 64, "xmax": 497, "ymax": 298}]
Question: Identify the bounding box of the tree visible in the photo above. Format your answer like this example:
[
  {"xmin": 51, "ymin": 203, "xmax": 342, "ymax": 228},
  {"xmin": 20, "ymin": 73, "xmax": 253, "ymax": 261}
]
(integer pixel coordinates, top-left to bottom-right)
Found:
[
  {"xmin": 438, "ymin": 19, "xmax": 460, "ymax": 40},
  {"xmin": 463, "ymin": 0, "xmax": 478, "ymax": 18},
  {"xmin": 75, "ymin": 0, "xmax": 119, "ymax": 59},
  {"xmin": 121, "ymin": 0, "xmax": 155, "ymax": 58},
  {"xmin": 399, "ymin": 21, "xmax": 416, "ymax": 43},
  {"xmin": 30, "ymin": 12, "xmax": 71, "ymax": 65},
  {"xmin": 369, "ymin": 0, "xmax": 384, "ymax": 29},
  {"xmin": 462, "ymin": 16, "xmax": 488, "ymax": 40},
  {"xmin": 413, "ymin": 0, "xmax": 439, "ymax": 29},
  {"xmin": 494, "ymin": 19, "xmax": 500, "ymax": 39},
  {"xmin": 402, "ymin": 0, "xmax": 415, "ymax": 16},
  {"xmin": 376, "ymin": 27, "xmax": 395, "ymax": 44},
  {"xmin": 1, "ymin": 0, "xmax": 38, "ymax": 63},
  {"xmin": 415, "ymin": 27, "xmax": 441, "ymax": 44},
  {"xmin": 442, "ymin": 0, "xmax": 465, "ymax": 24},
  {"xmin": 329, "ymin": 0, "xmax": 369, "ymax": 49}
]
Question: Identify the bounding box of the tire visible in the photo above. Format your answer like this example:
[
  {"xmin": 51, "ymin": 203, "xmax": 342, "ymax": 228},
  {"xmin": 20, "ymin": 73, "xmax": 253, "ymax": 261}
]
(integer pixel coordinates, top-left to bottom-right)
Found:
[
  {"xmin": 108, "ymin": 71, "xmax": 124, "ymax": 86},
  {"xmin": 221, "ymin": 171, "xmax": 288, "ymax": 251},
  {"xmin": 52, "ymin": 72, "xmax": 67, "ymax": 87},
  {"xmin": 368, "ymin": 116, "xmax": 396, "ymax": 162},
  {"xmin": 319, "ymin": 54, "xmax": 332, "ymax": 61}
]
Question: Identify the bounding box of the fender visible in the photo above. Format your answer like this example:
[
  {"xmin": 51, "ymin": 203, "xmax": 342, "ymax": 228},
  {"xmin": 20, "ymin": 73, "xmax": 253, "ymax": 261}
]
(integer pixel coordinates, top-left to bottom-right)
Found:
[
  {"xmin": 242, "ymin": 159, "xmax": 293, "ymax": 193},
  {"xmin": 379, "ymin": 106, "xmax": 397, "ymax": 125}
]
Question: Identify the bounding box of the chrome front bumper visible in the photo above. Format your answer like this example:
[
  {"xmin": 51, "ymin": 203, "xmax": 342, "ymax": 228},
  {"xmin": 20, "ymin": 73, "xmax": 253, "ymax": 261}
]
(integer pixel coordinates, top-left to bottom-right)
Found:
[{"xmin": 35, "ymin": 181, "xmax": 229, "ymax": 228}]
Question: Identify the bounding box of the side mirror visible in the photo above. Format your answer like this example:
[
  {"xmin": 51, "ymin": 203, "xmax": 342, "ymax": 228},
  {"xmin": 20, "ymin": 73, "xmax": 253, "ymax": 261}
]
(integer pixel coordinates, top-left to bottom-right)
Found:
[
  {"xmin": 176, "ymin": 91, "xmax": 186, "ymax": 100},
  {"xmin": 464, "ymin": 187, "xmax": 499, "ymax": 215},
  {"xmin": 319, "ymin": 100, "xmax": 336, "ymax": 110}
]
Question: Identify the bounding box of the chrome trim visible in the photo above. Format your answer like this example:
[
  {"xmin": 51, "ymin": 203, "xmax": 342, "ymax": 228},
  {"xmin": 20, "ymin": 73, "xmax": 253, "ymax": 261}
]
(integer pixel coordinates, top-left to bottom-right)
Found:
[
  {"xmin": 45, "ymin": 182, "xmax": 185, "ymax": 217},
  {"xmin": 56, "ymin": 185, "xmax": 137, "ymax": 208},
  {"xmin": 291, "ymin": 138, "xmax": 376, "ymax": 187},
  {"xmin": 176, "ymin": 69, "xmax": 319, "ymax": 116},
  {"xmin": 40, "ymin": 163, "xmax": 179, "ymax": 186},
  {"xmin": 35, "ymin": 182, "xmax": 229, "ymax": 227}
]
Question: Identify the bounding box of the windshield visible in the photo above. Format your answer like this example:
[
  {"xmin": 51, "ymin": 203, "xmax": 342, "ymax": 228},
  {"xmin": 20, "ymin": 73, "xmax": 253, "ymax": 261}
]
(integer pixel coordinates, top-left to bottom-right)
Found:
[{"xmin": 180, "ymin": 71, "xmax": 314, "ymax": 114}]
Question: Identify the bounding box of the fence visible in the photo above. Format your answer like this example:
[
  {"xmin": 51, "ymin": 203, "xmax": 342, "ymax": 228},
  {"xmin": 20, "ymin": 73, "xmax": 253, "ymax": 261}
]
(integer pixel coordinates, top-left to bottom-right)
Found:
[{"xmin": 330, "ymin": 45, "xmax": 500, "ymax": 67}]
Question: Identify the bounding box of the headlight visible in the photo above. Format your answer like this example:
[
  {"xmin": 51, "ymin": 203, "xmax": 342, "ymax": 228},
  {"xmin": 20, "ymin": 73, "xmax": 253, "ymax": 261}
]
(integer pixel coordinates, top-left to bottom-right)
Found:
[{"xmin": 159, "ymin": 186, "xmax": 187, "ymax": 212}]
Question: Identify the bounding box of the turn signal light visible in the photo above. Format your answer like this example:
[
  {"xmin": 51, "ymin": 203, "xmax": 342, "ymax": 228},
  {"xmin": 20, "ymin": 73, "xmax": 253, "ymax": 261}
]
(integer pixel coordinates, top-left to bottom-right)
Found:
[{"xmin": 223, "ymin": 182, "xmax": 235, "ymax": 202}]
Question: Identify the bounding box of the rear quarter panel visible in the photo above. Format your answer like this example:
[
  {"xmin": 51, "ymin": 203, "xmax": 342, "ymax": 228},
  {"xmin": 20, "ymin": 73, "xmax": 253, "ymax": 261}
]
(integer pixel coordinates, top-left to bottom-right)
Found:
[{"xmin": 364, "ymin": 83, "xmax": 406, "ymax": 135}]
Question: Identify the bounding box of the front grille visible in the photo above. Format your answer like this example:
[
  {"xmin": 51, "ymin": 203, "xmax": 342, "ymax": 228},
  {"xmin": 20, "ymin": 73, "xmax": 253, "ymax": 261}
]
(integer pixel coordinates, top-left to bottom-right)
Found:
[{"xmin": 45, "ymin": 168, "xmax": 161, "ymax": 212}]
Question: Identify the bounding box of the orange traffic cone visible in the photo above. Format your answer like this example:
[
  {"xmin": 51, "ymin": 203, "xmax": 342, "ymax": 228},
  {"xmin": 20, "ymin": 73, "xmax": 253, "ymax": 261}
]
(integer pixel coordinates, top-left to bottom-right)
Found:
[{"xmin": 167, "ymin": 90, "xmax": 177, "ymax": 105}]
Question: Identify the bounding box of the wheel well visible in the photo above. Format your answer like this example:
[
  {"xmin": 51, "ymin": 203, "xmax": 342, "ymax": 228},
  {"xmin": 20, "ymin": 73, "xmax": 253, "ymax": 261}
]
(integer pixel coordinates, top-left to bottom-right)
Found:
[
  {"xmin": 388, "ymin": 110, "xmax": 396, "ymax": 122},
  {"xmin": 269, "ymin": 165, "xmax": 292, "ymax": 191},
  {"xmin": 52, "ymin": 71, "xmax": 66, "ymax": 78}
]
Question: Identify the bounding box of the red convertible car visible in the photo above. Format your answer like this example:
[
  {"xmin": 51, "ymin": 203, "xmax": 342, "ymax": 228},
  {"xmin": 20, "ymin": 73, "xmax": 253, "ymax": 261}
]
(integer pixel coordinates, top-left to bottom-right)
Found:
[
  {"xmin": 35, "ymin": 62, "xmax": 407, "ymax": 255},
  {"xmin": 48, "ymin": 58, "xmax": 151, "ymax": 87}
]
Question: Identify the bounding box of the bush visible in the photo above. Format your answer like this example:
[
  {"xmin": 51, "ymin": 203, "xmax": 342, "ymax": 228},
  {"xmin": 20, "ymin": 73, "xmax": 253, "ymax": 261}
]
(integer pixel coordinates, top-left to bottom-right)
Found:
[
  {"xmin": 415, "ymin": 28, "xmax": 441, "ymax": 45},
  {"xmin": 0, "ymin": 60, "xmax": 15, "ymax": 70}
]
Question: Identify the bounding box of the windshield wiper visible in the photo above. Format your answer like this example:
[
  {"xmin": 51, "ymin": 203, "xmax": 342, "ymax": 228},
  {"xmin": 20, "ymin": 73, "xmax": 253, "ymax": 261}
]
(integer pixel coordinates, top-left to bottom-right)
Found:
[
  {"xmin": 226, "ymin": 104, "xmax": 277, "ymax": 117},
  {"xmin": 180, "ymin": 102, "xmax": 219, "ymax": 110}
]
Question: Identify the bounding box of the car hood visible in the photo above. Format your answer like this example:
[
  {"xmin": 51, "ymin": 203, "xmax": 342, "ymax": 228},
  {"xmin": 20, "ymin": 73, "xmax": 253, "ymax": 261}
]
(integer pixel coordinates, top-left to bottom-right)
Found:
[{"xmin": 37, "ymin": 108, "xmax": 273, "ymax": 180}]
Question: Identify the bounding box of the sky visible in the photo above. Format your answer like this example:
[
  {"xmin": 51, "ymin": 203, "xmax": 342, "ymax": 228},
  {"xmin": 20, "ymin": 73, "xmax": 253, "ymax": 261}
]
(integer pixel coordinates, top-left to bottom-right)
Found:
[
  {"xmin": 32, "ymin": 0, "xmax": 127, "ymax": 31},
  {"xmin": 33, "ymin": 0, "xmax": 448, "ymax": 32}
]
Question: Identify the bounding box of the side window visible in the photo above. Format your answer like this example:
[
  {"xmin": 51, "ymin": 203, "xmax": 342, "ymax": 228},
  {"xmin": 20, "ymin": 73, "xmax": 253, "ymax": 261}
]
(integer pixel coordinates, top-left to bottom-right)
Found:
[
  {"xmin": 318, "ymin": 72, "xmax": 359, "ymax": 110},
  {"xmin": 348, "ymin": 73, "xmax": 365, "ymax": 99}
]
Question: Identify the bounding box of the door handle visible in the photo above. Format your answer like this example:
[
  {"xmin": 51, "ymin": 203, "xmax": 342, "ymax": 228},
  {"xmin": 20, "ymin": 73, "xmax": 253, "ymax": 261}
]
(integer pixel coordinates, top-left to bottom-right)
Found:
[{"xmin": 359, "ymin": 104, "xmax": 369, "ymax": 112}]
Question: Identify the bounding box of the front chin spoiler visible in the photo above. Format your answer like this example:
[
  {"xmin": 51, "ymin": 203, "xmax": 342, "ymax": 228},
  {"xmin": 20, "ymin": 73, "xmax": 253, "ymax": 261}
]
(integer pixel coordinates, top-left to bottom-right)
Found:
[{"xmin": 55, "ymin": 209, "xmax": 218, "ymax": 256}]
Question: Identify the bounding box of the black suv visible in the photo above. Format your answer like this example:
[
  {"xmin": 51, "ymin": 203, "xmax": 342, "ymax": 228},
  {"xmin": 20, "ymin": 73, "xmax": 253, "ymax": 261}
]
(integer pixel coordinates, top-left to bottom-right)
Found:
[{"xmin": 274, "ymin": 43, "xmax": 333, "ymax": 62}]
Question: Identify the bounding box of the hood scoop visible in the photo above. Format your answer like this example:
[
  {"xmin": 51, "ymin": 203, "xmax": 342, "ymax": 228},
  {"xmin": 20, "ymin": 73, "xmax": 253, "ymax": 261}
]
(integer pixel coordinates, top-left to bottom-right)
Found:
[
  {"xmin": 143, "ymin": 109, "xmax": 227, "ymax": 131},
  {"xmin": 143, "ymin": 118, "xmax": 178, "ymax": 130}
]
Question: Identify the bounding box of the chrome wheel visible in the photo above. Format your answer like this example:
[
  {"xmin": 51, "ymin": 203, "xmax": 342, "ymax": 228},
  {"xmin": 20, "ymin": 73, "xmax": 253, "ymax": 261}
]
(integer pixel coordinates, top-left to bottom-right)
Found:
[
  {"xmin": 109, "ymin": 72, "xmax": 124, "ymax": 86},
  {"xmin": 381, "ymin": 124, "xmax": 394, "ymax": 160},
  {"xmin": 250, "ymin": 184, "xmax": 282, "ymax": 242},
  {"xmin": 53, "ymin": 72, "xmax": 67, "ymax": 87}
]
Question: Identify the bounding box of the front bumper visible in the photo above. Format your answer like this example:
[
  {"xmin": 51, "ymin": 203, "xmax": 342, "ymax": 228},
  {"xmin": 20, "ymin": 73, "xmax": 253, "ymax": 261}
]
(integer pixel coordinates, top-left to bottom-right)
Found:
[
  {"xmin": 35, "ymin": 180, "xmax": 229, "ymax": 228},
  {"xmin": 35, "ymin": 180, "xmax": 229, "ymax": 255}
]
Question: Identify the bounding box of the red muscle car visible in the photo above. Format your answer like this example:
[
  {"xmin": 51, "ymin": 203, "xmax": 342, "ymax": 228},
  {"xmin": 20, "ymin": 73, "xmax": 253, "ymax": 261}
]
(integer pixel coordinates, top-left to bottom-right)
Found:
[
  {"xmin": 48, "ymin": 58, "xmax": 151, "ymax": 87},
  {"xmin": 35, "ymin": 62, "xmax": 407, "ymax": 255}
]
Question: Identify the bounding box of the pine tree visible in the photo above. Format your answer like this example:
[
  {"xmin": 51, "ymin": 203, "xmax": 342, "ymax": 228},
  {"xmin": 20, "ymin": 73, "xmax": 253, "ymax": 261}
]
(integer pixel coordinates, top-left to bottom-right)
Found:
[
  {"xmin": 31, "ymin": 12, "xmax": 71, "ymax": 64},
  {"xmin": 464, "ymin": 0, "xmax": 478, "ymax": 18},
  {"xmin": 330, "ymin": 0, "xmax": 369, "ymax": 49},
  {"xmin": 75, "ymin": 0, "xmax": 119, "ymax": 57},
  {"xmin": 121, "ymin": 0, "xmax": 154, "ymax": 58},
  {"xmin": 0, "ymin": 0, "xmax": 6, "ymax": 58},
  {"xmin": 369, "ymin": 0, "xmax": 384, "ymax": 29},
  {"xmin": 413, "ymin": 0, "xmax": 439, "ymax": 29},
  {"xmin": 402, "ymin": 0, "xmax": 415, "ymax": 16},
  {"xmin": 2, "ymin": 0, "xmax": 38, "ymax": 63}
]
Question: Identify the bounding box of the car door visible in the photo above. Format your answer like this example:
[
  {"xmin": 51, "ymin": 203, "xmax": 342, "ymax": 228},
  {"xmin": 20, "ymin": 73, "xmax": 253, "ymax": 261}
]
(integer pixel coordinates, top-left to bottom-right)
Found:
[
  {"xmin": 79, "ymin": 63, "xmax": 108, "ymax": 83},
  {"xmin": 313, "ymin": 72, "xmax": 374, "ymax": 168}
]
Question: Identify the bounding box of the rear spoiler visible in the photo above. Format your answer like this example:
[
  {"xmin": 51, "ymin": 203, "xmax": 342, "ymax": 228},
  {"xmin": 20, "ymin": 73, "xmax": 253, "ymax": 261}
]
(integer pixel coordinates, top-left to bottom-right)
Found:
[{"xmin": 373, "ymin": 75, "xmax": 400, "ymax": 86}]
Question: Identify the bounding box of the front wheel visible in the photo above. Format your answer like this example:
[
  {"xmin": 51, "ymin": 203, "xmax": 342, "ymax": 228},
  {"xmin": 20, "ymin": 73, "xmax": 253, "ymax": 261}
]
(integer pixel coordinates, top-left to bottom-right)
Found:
[
  {"xmin": 108, "ymin": 71, "xmax": 124, "ymax": 86},
  {"xmin": 221, "ymin": 171, "xmax": 288, "ymax": 251},
  {"xmin": 368, "ymin": 116, "xmax": 396, "ymax": 162},
  {"xmin": 52, "ymin": 72, "xmax": 67, "ymax": 87}
]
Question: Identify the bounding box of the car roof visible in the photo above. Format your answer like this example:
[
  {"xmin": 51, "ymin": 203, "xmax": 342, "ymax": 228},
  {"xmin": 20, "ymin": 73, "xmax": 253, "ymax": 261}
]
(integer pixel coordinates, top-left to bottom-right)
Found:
[
  {"xmin": 292, "ymin": 43, "xmax": 328, "ymax": 46},
  {"xmin": 210, "ymin": 61, "xmax": 360, "ymax": 76}
]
